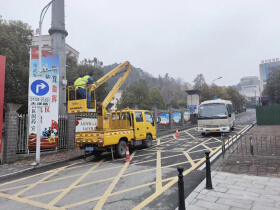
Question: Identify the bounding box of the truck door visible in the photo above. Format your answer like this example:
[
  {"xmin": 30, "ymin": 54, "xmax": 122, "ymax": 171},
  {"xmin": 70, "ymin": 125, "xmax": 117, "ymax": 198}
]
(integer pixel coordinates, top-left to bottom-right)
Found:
[
  {"xmin": 134, "ymin": 111, "xmax": 146, "ymax": 140},
  {"xmin": 144, "ymin": 112, "xmax": 156, "ymax": 138}
]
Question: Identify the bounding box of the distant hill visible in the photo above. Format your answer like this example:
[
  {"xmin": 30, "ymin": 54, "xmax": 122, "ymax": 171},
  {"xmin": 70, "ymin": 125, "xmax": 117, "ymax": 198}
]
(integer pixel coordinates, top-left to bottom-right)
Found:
[
  {"xmin": 103, "ymin": 63, "xmax": 154, "ymax": 90},
  {"xmin": 103, "ymin": 63, "xmax": 189, "ymax": 108}
]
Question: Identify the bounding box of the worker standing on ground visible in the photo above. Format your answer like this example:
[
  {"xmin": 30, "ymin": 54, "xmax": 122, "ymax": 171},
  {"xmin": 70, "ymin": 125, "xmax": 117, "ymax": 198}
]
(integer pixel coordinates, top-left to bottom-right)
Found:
[{"xmin": 74, "ymin": 72, "xmax": 94, "ymax": 108}]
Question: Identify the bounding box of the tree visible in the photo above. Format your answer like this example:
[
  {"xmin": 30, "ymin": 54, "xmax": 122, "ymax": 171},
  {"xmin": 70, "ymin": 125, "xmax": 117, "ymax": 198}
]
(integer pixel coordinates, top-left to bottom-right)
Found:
[
  {"xmin": 0, "ymin": 20, "xmax": 33, "ymax": 113},
  {"xmin": 117, "ymin": 80, "xmax": 151, "ymax": 110},
  {"xmin": 226, "ymin": 86, "xmax": 246, "ymax": 110},
  {"xmin": 77, "ymin": 58, "xmax": 108, "ymax": 102},
  {"xmin": 263, "ymin": 70, "xmax": 280, "ymax": 104},
  {"xmin": 149, "ymin": 87, "xmax": 166, "ymax": 109},
  {"xmin": 193, "ymin": 74, "xmax": 206, "ymax": 90}
]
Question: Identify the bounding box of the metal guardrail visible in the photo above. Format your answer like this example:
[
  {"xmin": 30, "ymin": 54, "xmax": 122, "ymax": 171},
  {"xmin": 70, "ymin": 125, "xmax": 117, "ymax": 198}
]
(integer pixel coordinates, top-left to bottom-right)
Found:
[
  {"xmin": 16, "ymin": 115, "xmax": 69, "ymax": 154},
  {"xmin": 220, "ymin": 132, "xmax": 280, "ymax": 157},
  {"xmin": 17, "ymin": 115, "xmax": 28, "ymax": 154}
]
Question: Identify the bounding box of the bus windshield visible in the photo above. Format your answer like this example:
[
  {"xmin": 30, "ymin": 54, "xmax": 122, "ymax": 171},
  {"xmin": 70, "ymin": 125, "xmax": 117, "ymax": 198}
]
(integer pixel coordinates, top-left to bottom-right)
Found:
[{"xmin": 198, "ymin": 103, "xmax": 228, "ymax": 119}]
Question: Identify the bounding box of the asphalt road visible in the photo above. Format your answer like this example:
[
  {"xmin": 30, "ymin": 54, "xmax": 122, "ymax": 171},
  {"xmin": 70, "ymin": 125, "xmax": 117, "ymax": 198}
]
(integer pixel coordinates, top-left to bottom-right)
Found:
[{"xmin": 0, "ymin": 110, "xmax": 256, "ymax": 210}]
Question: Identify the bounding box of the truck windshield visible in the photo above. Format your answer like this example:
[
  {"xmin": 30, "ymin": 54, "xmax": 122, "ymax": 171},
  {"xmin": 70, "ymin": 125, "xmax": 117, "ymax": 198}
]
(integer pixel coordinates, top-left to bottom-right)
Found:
[{"xmin": 198, "ymin": 103, "xmax": 227, "ymax": 119}]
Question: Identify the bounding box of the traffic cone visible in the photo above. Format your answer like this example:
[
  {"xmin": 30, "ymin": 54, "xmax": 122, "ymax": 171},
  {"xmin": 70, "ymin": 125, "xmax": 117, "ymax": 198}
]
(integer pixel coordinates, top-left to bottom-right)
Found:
[
  {"xmin": 125, "ymin": 146, "xmax": 131, "ymax": 162},
  {"xmin": 176, "ymin": 128, "xmax": 180, "ymax": 137}
]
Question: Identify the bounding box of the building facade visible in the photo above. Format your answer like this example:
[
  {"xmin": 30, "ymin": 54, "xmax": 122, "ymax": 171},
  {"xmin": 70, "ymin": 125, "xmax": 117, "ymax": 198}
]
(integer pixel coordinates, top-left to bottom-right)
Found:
[
  {"xmin": 259, "ymin": 58, "xmax": 280, "ymax": 92},
  {"xmin": 110, "ymin": 90, "xmax": 123, "ymax": 110},
  {"xmin": 238, "ymin": 76, "xmax": 260, "ymax": 104},
  {"xmin": 32, "ymin": 35, "xmax": 79, "ymax": 61}
]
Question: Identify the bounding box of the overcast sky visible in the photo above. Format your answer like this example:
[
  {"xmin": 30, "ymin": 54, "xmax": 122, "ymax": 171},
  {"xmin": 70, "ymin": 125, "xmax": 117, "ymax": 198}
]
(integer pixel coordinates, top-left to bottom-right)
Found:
[{"xmin": 2, "ymin": 0, "xmax": 280, "ymax": 86}]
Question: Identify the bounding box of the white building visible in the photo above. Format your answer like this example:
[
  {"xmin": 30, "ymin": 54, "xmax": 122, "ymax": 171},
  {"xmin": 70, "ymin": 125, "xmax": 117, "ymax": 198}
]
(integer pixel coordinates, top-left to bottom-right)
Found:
[
  {"xmin": 32, "ymin": 35, "xmax": 79, "ymax": 61},
  {"xmin": 110, "ymin": 90, "xmax": 123, "ymax": 110},
  {"xmin": 238, "ymin": 76, "xmax": 260, "ymax": 104}
]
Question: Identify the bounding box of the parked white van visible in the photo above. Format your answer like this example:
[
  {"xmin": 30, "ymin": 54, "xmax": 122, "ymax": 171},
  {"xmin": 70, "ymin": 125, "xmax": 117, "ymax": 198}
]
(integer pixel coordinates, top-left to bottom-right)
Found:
[{"xmin": 197, "ymin": 99, "xmax": 235, "ymax": 135}]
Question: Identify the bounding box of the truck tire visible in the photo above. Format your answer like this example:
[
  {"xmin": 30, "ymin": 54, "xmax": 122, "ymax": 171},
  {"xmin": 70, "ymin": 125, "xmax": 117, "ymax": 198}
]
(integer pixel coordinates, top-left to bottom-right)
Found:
[
  {"xmin": 144, "ymin": 135, "xmax": 152, "ymax": 148},
  {"xmin": 116, "ymin": 140, "xmax": 127, "ymax": 158}
]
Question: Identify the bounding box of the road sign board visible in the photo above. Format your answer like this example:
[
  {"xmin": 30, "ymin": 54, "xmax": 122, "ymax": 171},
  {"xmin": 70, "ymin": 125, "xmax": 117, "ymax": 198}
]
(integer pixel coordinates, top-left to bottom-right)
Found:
[
  {"xmin": 31, "ymin": 80, "xmax": 49, "ymax": 96},
  {"xmin": 188, "ymin": 105, "xmax": 196, "ymax": 110},
  {"xmin": 29, "ymin": 97, "xmax": 50, "ymax": 107}
]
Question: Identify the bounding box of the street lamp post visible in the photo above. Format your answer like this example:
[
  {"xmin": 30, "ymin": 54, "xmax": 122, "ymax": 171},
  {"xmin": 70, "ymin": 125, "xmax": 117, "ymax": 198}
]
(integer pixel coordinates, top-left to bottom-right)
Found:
[
  {"xmin": 36, "ymin": 0, "xmax": 54, "ymax": 165},
  {"xmin": 211, "ymin": 77, "xmax": 222, "ymax": 99}
]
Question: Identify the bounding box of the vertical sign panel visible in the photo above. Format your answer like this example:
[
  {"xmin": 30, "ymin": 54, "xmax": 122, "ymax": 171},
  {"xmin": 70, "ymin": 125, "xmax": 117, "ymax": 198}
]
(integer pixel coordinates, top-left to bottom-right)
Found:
[
  {"xmin": 0, "ymin": 56, "xmax": 6, "ymax": 159},
  {"xmin": 28, "ymin": 48, "xmax": 59, "ymax": 150}
]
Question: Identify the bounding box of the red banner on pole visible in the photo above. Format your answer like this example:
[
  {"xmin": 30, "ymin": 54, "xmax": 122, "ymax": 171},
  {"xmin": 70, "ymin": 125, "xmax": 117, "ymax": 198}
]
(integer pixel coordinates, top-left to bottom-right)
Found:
[{"xmin": 0, "ymin": 56, "xmax": 6, "ymax": 156}]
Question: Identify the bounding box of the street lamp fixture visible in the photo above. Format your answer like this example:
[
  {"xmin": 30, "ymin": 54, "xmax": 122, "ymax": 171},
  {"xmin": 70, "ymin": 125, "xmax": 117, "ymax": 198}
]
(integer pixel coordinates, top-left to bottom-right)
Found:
[{"xmin": 211, "ymin": 77, "xmax": 222, "ymax": 84}]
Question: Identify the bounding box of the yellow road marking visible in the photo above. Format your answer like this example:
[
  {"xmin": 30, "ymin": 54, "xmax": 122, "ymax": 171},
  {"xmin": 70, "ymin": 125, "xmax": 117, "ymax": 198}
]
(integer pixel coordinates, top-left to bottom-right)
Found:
[
  {"xmin": 133, "ymin": 151, "xmax": 157, "ymax": 158},
  {"xmin": 13, "ymin": 162, "xmax": 78, "ymax": 197},
  {"xmin": 201, "ymin": 143, "xmax": 214, "ymax": 152},
  {"xmin": 62, "ymin": 196, "xmax": 102, "ymax": 209},
  {"xmin": 183, "ymin": 152, "xmax": 195, "ymax": 167},
  {"xmin": 110, "ymin": 181, "xmax": 156, "ymax": 197},
  {"xmin": 185, "ymin": 131, "xmax": 197, "ymax": 140},
  {"xmin": 131, "ymin": 153, "xmax": 184, "ymax": 165},
  {"xmin": 93, "ymin": 151, "xmax": 137, "ymax": 210},
  {"xmin": 25, "ymin": 188, "xmax": 64, "ymax": 199},
  {"xmin": 157, "ymin": 138, "xmax": 161, "ymax": 145},
  {"xmin": 0, "ymin": 170, "xmax": 53, "ymax": 188},
  {"xmin": 0, "ymin": 192, "xmax": 60, "ymax": 210},
  {"xmin": 156, "ymin": 151, "xmax": 162, "ymax": 192},
  {"xmin": 49, "ymin": 159, "xmax": 105, "ymax": 206},
  {"xmin": 0, "ymin": 184, "xmax": 29, "ymax": 192}
]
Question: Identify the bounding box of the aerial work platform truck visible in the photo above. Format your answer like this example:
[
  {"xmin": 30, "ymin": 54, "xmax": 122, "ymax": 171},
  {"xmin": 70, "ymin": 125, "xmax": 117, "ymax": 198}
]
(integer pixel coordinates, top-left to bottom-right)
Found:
[{"xmin": 67, "ymin": 62, "xmax": 156, "ymax": 158}]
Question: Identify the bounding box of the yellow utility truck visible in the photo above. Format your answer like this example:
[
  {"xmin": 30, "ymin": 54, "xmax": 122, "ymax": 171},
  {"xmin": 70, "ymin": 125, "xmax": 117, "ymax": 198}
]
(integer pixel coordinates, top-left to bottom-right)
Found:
[{"xmin": 67, "ymin": 62, "xmax": 156, "ymax": 158}]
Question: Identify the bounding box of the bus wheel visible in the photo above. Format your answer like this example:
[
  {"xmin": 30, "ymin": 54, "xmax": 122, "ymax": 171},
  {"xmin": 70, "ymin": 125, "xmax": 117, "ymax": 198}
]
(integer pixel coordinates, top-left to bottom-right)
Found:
[
  {"xmin": 201, "ymin": 132, "xmax": 205, "ymax": 136},
  {"xmin": 116, "ymin": 140, "xmax": 127, "ymax": 158}
]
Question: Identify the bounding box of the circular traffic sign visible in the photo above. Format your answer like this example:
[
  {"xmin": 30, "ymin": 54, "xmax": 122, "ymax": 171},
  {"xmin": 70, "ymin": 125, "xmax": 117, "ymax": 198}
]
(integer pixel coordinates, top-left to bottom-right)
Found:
[{"xmin": 31, "ymin": 80, "xmax": 49, "ymax": 96}]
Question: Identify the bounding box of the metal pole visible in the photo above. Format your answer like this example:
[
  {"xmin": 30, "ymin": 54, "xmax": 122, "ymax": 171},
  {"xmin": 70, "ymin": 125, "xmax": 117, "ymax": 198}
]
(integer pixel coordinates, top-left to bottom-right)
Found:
[
  {"xmin": 177, "ymin": 166, "xmax": 185, "ymax": 210},
  {"xmin": 36, "ymin": 107, "xmax": 41, "ymax": 165},
  {"xmin": 250, "ymin": 135, "xmax": 254, "ymax": 156},
  {"xmin": 205, "ymin": 150, "xmax": 213, "ymax": 189}
]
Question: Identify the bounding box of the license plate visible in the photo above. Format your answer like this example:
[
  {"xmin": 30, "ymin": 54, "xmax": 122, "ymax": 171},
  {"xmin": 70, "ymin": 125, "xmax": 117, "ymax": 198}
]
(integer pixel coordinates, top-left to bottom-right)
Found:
[
  {"xmin": 85, "ymin": 147, "xmax": 94, "ymax": 151},
  {"xmin": 209, "ymin": 130, "xmax": 216, "ymax": 132}
]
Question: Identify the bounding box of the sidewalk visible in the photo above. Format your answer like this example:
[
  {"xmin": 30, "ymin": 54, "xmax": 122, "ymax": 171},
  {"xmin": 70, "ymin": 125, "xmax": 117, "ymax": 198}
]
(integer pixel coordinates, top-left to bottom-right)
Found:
[
  {"xmin": 184, "ymin": 171, "xmax": 280, "ymax": 210},
  {"xmin": 183, "ymin": 125, "xmax": 280, "ymax": 210},
  {"xmin": 0, "ymin": 147, "xmax": 85, "ymax": 178}
]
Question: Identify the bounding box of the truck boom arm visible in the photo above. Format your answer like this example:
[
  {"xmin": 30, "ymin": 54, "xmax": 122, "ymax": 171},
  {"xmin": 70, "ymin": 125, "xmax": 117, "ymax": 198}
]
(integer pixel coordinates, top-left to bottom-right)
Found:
[{"xmin": 89, "ymin": 61, "xmax": 131, "ymax": 92}]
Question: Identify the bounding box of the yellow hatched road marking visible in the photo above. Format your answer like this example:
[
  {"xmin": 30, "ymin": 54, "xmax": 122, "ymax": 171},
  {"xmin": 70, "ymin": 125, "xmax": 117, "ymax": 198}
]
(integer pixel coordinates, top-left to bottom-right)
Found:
[
  {"xmin": 201, "ymin": 143, "xmax": 214, "ymax": 152},
  {"xmin": 0, "ymin": 192, "xmax": 61, "ymax": 210},
  {"xmin": 48, "ymin": 159, "xmax": 105, "ymax": 206},
  {"xmin": 93, "ymin": 151, "xmax": 137, "ymax": 210},
  {"xmin": 185, "ymin": 131, "xmax": 197, "ymax": 140},
  {"xmin": 13, "ymin": 162, "xmax": 78, "ymax": 198},
  {"xmin": 183, "ymin": 151, "xmax": 195, "ymax": 167},
  {"xmin": 156, "ymin": 151, "xmax": 162, "ymax": 192}
]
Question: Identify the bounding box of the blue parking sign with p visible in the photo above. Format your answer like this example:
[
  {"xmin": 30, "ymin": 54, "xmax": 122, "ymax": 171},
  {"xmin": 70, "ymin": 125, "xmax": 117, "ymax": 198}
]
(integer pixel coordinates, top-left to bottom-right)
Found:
[{"xmin": 31, "ymin": 80, "xmax": 49, "ymax": 96}]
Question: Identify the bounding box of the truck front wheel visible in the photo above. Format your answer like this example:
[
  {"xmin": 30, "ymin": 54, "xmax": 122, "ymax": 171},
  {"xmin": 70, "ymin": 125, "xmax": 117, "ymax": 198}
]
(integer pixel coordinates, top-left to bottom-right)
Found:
[
  {"xmin": 144, "ymin": 135, "xmax": 152, "ymax": 148},
  {"xmin": 116, "ymin": 140, "xmax": 127, "ymax": 158}
]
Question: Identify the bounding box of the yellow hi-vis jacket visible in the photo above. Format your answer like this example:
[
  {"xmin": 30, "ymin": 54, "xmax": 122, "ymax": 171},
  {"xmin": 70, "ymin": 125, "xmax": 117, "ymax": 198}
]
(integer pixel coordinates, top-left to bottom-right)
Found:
[
  {"xmin": 74, "ymin": 77, "xmax": 86, "ymax": 89},
  {"xmin": 74, "ymin": 76, "xmax": 93, "ymax": 89}
]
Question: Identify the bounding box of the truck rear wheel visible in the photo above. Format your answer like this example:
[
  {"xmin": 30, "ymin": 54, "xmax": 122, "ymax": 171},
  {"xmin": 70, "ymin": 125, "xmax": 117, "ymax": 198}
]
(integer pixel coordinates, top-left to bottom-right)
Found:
[
  {"xmin": 116, "ymin": 140, "xmax": 127, "ymax": 158},
  {"xmin": 144, "ymin": 135, "xmax": 152, "ymax": 148}
]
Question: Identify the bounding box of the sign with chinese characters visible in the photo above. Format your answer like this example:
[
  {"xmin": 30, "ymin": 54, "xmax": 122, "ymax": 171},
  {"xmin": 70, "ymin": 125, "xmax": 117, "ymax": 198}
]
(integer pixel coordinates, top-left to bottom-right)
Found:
[
  {"xmin": 28, "ymin": 48, "xmax": 59, "ymax": 150},
  {"xmin": 76, "ymin": 118, "xmax": 98, "ymax": 132}
]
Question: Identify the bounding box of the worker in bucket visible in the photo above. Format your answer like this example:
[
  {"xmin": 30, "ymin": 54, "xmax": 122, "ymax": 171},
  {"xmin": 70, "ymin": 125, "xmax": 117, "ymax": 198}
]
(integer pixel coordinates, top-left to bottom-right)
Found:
[{"xmin": 74, "ymin": 72, "xmax": 94, "ymax": 108}]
